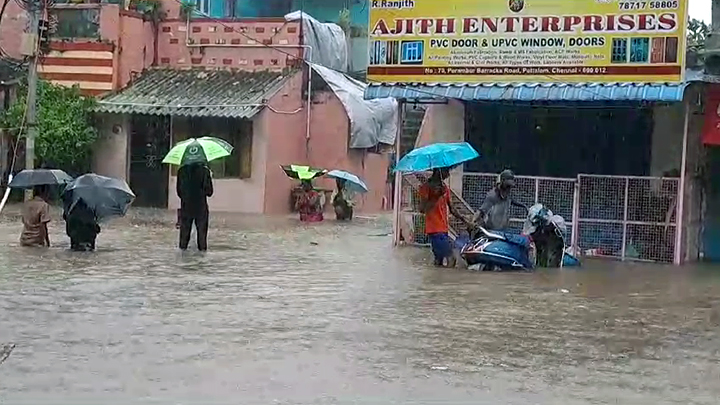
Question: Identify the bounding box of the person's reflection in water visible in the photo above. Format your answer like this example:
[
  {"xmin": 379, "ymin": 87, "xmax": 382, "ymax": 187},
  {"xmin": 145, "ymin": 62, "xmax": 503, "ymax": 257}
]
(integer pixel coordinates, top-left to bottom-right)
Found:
[
  {"xmin": 63, "ymin": 197, "xmax": 100, "ymax": 252},
  {"xmin": 177, "ymin": 163, "xmax": 214, "ymax": 251}
]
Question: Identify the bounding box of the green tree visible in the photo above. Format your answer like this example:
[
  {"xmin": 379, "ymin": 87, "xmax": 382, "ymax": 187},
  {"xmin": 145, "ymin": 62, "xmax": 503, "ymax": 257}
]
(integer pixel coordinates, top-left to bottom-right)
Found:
[
  {"xmin": 1, "ymin": 81, "xmax": 98, "ymax": 175},
  {"xmin": 688, "ymin": 18, "xmax": 710, "ymax": 50}
]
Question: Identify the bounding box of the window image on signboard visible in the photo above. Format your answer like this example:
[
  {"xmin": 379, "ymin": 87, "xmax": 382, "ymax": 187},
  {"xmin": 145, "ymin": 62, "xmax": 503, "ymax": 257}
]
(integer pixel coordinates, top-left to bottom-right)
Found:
[
  {"xmin": 401, "ymin": 41, "xmax": 424, "ymax": 65},
  {"xmin": 630, "ymin": 38, "xmax": 650, "ymax": 63},
  {"xmin": 651, "ymin": 37, "xmax": 666, "ymax": 64},
  {"xmin": 611, "ymin": 38, "xmax": 628, "ymax": 63}
]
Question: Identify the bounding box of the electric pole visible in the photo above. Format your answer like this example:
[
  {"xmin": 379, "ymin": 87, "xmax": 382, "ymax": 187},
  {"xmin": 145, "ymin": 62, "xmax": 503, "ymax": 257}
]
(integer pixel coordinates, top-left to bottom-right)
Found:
[
  {"xmin": 23, "ymin": 0, "xmax": 40, "ymax": 200},
  {"xmin": 707, "ymin": 1, "xmax": 720, "ymax": 76},
  {"xmin": 26, "ymin": 3, "xmax": 39, "ymax": 174}
]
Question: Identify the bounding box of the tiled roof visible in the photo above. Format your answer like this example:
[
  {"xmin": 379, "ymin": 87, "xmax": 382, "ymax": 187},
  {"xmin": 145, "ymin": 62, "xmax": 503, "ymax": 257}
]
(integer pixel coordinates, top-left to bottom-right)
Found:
[
  {"xmin": 364, "ymin": 69, "xmax": 715, "ymax": 103},
  {"xmin": 96, "ymin": 68, "xmax": 296, "ymax": 118}
]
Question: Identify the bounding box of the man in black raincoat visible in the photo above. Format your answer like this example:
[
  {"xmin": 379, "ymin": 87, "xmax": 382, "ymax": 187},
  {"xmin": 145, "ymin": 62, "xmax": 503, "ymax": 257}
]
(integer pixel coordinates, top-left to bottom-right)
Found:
[
  {"xmin": 63, "ymin": 196, "xmax": 100, "ymax": 251},
  {"xmin": 177, "ymin": 163, "xmax": 214, "ymax": 251}
]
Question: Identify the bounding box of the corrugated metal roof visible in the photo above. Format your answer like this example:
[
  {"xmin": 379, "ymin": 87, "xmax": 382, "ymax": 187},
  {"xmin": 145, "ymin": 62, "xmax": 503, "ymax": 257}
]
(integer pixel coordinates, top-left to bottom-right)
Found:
[
  {"xmin": 364, "ymin": 69, "xmax": 714, "ymax": 102},
  {"xmin": 365, "ymin": 82, "xmax": 688, "ymax": 102},
  {"xmin": 95, "ymin": 68, "xmax": 295, "ymax": 118}
]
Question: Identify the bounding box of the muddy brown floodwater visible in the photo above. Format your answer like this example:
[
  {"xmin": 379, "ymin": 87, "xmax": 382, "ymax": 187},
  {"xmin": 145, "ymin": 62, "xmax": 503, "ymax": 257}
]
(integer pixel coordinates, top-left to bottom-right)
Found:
[{"xmin": 0, "ymin": 208, "xmax": 719, "ymax": 404}]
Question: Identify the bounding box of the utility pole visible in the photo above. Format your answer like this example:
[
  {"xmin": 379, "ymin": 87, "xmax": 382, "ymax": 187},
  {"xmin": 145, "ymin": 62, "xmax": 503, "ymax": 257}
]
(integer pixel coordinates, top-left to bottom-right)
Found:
[
  {"xmin": 709, "ymin": 0, "xmax": 720, "ymax": 51},
  {"xmin": 26, "ymin": 2, "xmax": 40, "ymax": 175},
  {"xmin": 22, "ymin": 0, "xmax": 41, "ymax": 200}
]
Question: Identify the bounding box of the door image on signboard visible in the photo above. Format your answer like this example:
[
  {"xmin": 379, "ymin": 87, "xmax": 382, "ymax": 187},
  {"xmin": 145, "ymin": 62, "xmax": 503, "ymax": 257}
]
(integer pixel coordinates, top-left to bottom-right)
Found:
[
  {"xmin": 386, "ymin": 40, "xmax": 399, "ymax": 65},
  {"xmin": 651, "ymin": 37, "xmax": 666, "ymax": 63},
  {"xmin": 665, "ymin": 37, "xmax": 679, "ymax": 63}
]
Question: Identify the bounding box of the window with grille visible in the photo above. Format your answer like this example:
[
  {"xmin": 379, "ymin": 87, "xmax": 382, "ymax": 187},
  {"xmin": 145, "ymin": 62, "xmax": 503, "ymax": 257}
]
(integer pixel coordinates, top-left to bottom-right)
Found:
[
  {"xmin": 401, "ymin": 41, "xmax": 423, "ymax": 64},
  {"xmin": 172, "ymin": 117, "xmax": 253, "ymax": 179},
  {"xmin": 630, "ymin": 37, "xmax": 649, "ymax": 63},
  {"xmin": 611, "ymin": 38, "xmax": 628, "ymax": 63},
  {"xmin": 195, "ymin": 0, "xmax": 210, "ymax": 15}
]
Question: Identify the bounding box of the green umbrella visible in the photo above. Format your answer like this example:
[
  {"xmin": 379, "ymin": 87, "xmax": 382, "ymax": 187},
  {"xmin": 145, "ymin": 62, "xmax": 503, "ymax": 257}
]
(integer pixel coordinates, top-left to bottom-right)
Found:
[
  {"xmin": 281, "ymin": 165, "xmax": 327, "ymax": 180},
  {"xmin": 162, "ymin": 137, "xmax": 233, "ymax": 166}
]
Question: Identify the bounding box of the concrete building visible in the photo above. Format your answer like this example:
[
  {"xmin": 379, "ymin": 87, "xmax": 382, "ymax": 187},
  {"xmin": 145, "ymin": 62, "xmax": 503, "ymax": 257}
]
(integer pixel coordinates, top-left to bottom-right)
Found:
[
  {"xmin": 0, "ymin": 0, "xmax": 392, "ymax": 214},
  {"xmin": 369, "ymin": 73, "xmax": 714, "ymax": 264}
]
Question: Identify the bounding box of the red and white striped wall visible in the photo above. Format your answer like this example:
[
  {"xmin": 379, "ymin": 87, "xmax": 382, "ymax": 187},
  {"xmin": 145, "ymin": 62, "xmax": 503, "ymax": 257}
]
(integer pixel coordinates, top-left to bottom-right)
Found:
[{"xmin": 38, "ymin": 42, "xmax": 115, "ymax": 96}]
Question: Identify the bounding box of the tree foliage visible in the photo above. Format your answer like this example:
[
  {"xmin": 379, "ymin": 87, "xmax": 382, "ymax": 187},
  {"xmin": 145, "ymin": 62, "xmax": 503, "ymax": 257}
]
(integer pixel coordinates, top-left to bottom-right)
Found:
[
  {"xmin": 1, "ymin": 81, "xmax": 98, "ymax": 174},
  {"xmin": 688, "ymin": 18, "xmax": 710, "ymax": 50}
]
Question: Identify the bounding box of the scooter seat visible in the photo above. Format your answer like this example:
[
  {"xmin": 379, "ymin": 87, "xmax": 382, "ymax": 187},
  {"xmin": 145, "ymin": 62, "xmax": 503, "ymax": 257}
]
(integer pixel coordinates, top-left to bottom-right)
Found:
[
  {"xmin": 500, "ymin": 232, "xmax": 531, "ymax": 248},
  {"xmin": 475, "ymin": 228, "xmax": 531, "ymax": 248}
]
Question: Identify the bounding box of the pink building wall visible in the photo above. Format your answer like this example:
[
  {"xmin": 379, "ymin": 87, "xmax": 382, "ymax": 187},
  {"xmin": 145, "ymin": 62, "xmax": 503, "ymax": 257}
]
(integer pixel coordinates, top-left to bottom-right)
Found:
[
  {"xmin": 166, "ymin": 71, "xmax": 391, "ymax": 215},
  {"xmin": 156, "ymin": 0, "xmax": 302, "ymax": 70},
  {"xmin": 156, "ymin": 18, "xmax": 302, "ymax": 70},
  {"xmin": 306, "ymin": 91, "xmax": 390, "ymax": 213},
  {"xmin": 167, "ymin": 113, "xmax": 271, "ymax": 213},
  {"xmin": 97, "ymin": 5, "xmax": 155, "ymax": 90},
  {"xmin": 262, "ymin": 73, "xmax": 390, "ymax": 215},
  {"xmin": 262, "ymin": 73, "xmax": 309, "ymax": 214},
  {"xmin": 0, "ymin": 1, "xmax": 26, "ymax": 59}
]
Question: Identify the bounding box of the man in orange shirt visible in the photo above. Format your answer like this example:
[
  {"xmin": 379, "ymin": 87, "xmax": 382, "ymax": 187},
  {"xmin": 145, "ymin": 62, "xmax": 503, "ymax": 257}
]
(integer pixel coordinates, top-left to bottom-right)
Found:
[{"xmin": 419, "ymin": 168, "xmax": 469, "ymax": 267}]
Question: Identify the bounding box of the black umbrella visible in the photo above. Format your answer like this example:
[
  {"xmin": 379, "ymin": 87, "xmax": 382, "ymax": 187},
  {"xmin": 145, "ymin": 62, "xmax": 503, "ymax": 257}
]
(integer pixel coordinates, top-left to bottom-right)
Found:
[
  {"xmin": 63, "ymin": 174, "xmax": 135, "ymax": 220},
  {"xmin": 8, "ymin": 169, "xmax": 73, "ymax": 189}
]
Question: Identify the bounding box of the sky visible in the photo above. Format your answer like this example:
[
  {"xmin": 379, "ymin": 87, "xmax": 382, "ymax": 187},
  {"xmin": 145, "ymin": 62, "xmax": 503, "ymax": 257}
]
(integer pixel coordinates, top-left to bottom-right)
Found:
[{"xmin": 690, "ymin": 0, "xmax": 711, "ymax": 22}]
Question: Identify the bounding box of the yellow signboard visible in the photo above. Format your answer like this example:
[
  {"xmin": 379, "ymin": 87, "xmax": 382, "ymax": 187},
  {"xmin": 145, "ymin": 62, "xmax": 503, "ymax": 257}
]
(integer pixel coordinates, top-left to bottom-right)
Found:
[{"xmin": 367, "ymin": 0, "xmax": 688, "ymax": 84}]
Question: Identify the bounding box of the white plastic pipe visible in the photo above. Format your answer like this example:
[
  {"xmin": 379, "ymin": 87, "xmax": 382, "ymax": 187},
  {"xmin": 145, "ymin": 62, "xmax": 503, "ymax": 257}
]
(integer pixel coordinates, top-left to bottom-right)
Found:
[{"xmin": 0, "ymin": 174, "xmax": 13, "ymax": 215}]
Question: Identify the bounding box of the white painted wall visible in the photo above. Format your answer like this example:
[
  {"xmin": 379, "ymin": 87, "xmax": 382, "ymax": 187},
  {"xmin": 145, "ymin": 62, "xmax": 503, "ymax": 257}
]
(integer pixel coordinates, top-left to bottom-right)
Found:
[{"xmin": 93, "ymin": 114, "xmax": 129, "ymax": 181}]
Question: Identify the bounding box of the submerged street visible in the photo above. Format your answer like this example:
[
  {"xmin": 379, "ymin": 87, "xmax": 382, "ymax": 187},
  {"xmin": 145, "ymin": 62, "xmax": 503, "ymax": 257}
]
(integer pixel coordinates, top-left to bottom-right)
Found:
[{"xmin": 0, "ymin": 209, "xmax": 719, "ymax": 404}]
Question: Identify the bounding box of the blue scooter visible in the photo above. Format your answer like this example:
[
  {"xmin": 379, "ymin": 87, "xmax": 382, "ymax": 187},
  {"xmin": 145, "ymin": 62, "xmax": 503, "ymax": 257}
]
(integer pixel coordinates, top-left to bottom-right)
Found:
[
  {"xmin": 458, "ymin": 204, "xmax": 580, "ymax": 271},
  {"xmin": 459, "ymin": 226, "xmax": 536, "ymax": 271}
]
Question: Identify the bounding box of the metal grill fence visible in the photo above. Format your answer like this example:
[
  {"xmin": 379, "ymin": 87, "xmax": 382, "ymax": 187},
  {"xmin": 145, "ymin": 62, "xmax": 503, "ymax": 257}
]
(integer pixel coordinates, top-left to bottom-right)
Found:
[
  {"xmin": 396, "ymin": 172, "xmax": 681, "ymax": 264},
  {"xmin": 574, "ymin": 175, "xmax": 678, "ymax": 263},
  {"xmin": 462, "ymin": 173, "xmax": 576, "ymax": 238},
  {"xmin": 398, "ymin": 175, "xmax": 428, "ymax": 245}
]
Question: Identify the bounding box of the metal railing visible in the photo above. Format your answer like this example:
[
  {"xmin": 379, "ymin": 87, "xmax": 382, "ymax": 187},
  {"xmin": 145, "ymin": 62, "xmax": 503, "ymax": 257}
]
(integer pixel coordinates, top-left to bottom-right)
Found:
[{"xmin": 574, "ymin": 174, "xmax": 679, "ymax": 263}]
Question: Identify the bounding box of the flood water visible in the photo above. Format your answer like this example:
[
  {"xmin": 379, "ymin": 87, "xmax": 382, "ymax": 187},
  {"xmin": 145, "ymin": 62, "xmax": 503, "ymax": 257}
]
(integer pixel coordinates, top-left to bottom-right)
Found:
[{"xmin": 0, "ymin": 208, "xmax": 719, "ymax": 404}]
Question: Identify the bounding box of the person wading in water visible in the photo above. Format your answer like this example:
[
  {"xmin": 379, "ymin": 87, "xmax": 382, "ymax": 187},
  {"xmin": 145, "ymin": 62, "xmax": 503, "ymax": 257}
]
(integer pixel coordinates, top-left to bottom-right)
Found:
[
  {"xmin": 177, "ymin": 163, "xmax": 214, "ymax": 251},
  {"xmin": 472, "ymin": 169, "xmax": 527, "ymax": 233},
  {"xmin": 295, "ymin": 179, "xmax": 324, "ymax": 222},
  {"xmin": 419, "ymin": 168, "xmax": 470, "ymax": 267}
]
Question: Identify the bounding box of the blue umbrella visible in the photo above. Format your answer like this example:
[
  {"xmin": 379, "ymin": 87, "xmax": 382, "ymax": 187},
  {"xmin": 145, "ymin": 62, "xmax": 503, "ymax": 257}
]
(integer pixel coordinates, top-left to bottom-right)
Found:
[
  {"xmin": 394, "ymin": 142, "xmax": 480, "ymax": 172},
  {"xmin": 327, "ymin": 170, "xmax": 369, "ymax": 193}
]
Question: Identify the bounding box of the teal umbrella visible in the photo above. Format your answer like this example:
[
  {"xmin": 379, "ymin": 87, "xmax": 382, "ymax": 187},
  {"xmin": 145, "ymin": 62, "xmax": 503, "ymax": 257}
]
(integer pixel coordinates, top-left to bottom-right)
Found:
[{"xmin": 394, "ymin": 142, "xmax": 480, "ymax": 172}]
